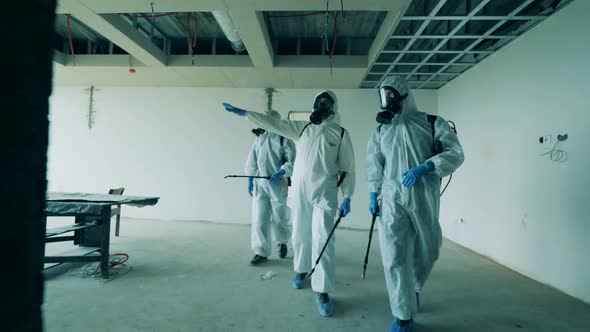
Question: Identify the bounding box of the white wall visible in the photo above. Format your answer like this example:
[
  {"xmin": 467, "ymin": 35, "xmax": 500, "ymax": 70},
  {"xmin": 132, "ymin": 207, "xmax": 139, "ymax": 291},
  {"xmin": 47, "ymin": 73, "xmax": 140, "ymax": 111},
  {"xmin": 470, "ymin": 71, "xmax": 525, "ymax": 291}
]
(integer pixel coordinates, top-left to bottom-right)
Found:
[
  {"xmin": 48, "ymin": 86, "xmax": 437, "ymax": 229},
  {"xmin": 437, "ymin": 0, "xmax": 590, "ymax": 303}
]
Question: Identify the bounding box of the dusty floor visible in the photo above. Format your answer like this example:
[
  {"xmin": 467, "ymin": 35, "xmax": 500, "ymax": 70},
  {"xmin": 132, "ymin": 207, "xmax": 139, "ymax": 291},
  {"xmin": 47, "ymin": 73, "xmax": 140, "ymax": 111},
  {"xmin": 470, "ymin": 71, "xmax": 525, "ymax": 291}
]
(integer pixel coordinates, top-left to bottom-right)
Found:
[{"xmin": 43, "ymin": 218, "xmax": 590, "ymax": 332}]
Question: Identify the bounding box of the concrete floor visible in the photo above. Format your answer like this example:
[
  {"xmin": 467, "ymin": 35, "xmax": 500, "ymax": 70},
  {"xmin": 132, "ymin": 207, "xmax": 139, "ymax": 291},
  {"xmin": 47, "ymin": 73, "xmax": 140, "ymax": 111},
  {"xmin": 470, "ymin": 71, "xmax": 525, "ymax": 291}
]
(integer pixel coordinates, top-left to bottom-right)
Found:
[{"xmin": 43, "ymin": 218, "xmax": 590, "ymax": 332}]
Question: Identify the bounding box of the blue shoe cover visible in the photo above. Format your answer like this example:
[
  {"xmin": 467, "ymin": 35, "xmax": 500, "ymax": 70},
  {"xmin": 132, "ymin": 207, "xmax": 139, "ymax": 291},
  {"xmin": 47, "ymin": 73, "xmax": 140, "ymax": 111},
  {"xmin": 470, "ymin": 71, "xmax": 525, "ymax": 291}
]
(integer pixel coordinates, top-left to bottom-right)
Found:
[
  {"xmin": 314, "ymin": 293, "xmax": 334, "ymax": 317},
  {"xmin": 389, "ymin": 319, "xmax": 414, "ymax": 332}
]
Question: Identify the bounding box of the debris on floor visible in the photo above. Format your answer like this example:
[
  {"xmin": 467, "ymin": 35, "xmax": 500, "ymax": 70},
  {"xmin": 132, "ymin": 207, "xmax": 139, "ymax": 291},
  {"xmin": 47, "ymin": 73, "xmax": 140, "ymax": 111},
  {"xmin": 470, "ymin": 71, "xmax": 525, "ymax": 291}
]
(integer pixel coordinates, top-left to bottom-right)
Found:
[
  {"xmin": 66, "ymin": 254, "xmax": 133, "ymax": 283},
  {"xmin": 67, "ymin": 262, "xmax": 133, "ymax": 283},
  {"xmin": 260, "ymin": 271, "xmax": 277, "ymax": 280}
]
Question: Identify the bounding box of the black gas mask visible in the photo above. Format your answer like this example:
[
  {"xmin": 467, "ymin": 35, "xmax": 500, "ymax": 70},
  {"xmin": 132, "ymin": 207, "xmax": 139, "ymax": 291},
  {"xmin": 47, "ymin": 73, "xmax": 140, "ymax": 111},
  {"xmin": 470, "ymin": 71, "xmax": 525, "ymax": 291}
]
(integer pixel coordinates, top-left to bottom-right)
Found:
[
  {"xmin": 376, "ymin": 86, "xmax": 408, "ymax": 125},
  {"xmin": 251, "ymin": 128, "xmax": 265, "ymax": 137},
  {"xmin": 310, "ymin": 92, "xmax": 335, "ymax": 125}
]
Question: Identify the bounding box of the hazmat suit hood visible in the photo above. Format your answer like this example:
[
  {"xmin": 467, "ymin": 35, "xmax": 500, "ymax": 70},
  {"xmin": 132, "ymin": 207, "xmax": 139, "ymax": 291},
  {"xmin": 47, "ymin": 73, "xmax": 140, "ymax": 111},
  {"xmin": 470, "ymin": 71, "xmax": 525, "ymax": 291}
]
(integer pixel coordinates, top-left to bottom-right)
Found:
[
  {"xmin": 379, "ymin": 75, "xmax": 417, "ymax": 114},
  {"xmin": 310, "ymin": 90, "xmax": 338, "ymax": 125}
]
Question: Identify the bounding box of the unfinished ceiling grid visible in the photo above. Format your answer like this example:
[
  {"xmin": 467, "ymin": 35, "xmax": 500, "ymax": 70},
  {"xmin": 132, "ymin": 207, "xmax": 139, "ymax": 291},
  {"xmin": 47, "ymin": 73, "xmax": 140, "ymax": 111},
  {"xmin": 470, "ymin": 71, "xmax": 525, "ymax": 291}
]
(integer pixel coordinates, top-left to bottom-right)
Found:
[
  {"xmin": 54, "ymin": 0, "xmax": 574, "ymax": 89},
  {"xmin": 360, "ymin": 0, "xmax": 575, "ymax": 89}
]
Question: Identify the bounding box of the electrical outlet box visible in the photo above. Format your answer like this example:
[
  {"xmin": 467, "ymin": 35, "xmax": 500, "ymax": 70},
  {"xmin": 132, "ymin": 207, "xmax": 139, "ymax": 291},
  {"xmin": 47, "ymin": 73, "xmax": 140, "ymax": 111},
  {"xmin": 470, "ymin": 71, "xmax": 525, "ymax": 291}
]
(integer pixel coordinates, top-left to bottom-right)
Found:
[{"xmin": 539, "ymin": 135, "xmax": 551, "ymax": 145}]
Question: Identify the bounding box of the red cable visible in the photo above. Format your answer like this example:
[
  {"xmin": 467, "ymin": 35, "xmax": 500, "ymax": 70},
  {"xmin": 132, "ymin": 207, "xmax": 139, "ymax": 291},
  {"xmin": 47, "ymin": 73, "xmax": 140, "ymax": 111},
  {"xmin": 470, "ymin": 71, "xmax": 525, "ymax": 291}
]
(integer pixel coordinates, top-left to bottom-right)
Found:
[
  {"xmin": 185, "ymin": 14, "xmax": 193, "ymax": 54},
  {"xmin": 193, "ymin": 13, "xmax": 198, "ymax": 49},
  {"xmin": 66, "ymin": 15, "xmax": 76, "ymax": 59},
  {"xmin": 109, "ymin": 253, "xmax": 129, "ymax": 267},
  {"xmin": 330, "ymin": 13, "xmax": 337, "ymax": 59},
  {"xmin": 185, "ymin": 13, "xmax": 198, "ymax": 54}
]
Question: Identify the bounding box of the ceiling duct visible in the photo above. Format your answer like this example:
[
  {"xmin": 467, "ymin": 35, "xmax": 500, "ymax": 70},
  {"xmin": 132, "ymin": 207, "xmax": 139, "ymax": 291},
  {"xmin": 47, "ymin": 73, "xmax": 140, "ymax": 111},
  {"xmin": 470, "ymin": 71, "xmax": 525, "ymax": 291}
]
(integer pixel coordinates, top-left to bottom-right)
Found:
[{"xmin": 212, "ymin": 11, "xmax": 246, "ymax": 52}]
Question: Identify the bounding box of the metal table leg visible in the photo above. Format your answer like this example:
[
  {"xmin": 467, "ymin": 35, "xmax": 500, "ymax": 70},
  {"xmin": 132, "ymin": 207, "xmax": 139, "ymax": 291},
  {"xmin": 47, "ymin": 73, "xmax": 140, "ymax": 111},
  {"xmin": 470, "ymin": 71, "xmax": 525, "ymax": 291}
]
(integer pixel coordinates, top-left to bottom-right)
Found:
[{"xmin": 100, "ymin": 206, "xmax": 112, "ymax": 278}]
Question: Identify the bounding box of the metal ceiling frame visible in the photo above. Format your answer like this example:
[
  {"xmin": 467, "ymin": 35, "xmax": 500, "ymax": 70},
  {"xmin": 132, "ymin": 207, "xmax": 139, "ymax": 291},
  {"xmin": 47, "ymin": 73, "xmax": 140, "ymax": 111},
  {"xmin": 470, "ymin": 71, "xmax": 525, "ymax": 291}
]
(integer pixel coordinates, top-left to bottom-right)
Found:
[
  {"xmin": 359, "ymin": 0, "xmax": 572, "ymax": 90},
  {"xmin": 391, "ymin": 35, "xmax": 515, "ymax": 39},
  {"xmin": 400, "ymin": 15, "xmax": 546, "ymax": 20},
  {"xmin": 367, "ymin": 0, "xmax": 494, "ymax": 89},
  {"xmin": 417, "ymin": 0, "xmax": 536, "ymax": 88},
  {"xmin": 381, "ymin": 50, "xmax": 494, "ymax": 54}
]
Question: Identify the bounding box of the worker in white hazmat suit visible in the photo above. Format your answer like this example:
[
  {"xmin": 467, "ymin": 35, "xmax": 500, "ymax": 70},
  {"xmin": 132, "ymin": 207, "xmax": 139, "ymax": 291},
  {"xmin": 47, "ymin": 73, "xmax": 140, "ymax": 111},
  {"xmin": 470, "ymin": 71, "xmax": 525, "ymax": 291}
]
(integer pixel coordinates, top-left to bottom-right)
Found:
[
  {"xmin": 223, "ymin": 90, "xmax": 355, "ymax": 317},
  {"xmin": 245, "ymin": 110, "xmax": 296, "ymax": 265},
  {"xmin": 366, "ymin": 76, "xmax": 464, "ymax": 332}
]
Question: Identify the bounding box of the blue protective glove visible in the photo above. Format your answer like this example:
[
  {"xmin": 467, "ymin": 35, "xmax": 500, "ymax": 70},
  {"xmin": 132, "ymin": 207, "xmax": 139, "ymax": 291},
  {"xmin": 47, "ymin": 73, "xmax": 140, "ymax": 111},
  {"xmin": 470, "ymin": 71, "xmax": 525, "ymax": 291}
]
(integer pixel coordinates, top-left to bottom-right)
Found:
[
  {"xmin": 369, "ymin": 192, "xmax": 379, "ymax": 215},
  {"xmin": 248, "ymin": 177, "xmax": 254, "ymax": 197},
  {"xmin": 222, "ymin": 102, "xmax": 248, "ymax": 116},
  {"xmin": 339, "ymin": 197, "xmax": 351, "ymax": 217},
  {"xmin": 402, "ymin": 160, "xmax": 435, "ymax": 187},
  {"xmin": 270, "ymin": 169, "xmax": 286, "ymax": 183}
]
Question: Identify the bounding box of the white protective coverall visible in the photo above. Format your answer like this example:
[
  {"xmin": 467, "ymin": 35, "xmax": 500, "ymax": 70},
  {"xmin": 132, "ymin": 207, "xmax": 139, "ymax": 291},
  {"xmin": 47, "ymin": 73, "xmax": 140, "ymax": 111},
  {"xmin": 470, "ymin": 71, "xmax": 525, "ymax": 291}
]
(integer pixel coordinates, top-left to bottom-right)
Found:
[
  {"xmin": 247, "ymin": 91, "xmax": 355, "ymax": 293},
  {"xmin": 366, "ymin": 76, "xmax": 464, "ymax": 320},
  {"xmin": 245, "ymin": 110, "xmax": 296, "ymax": 257}
]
